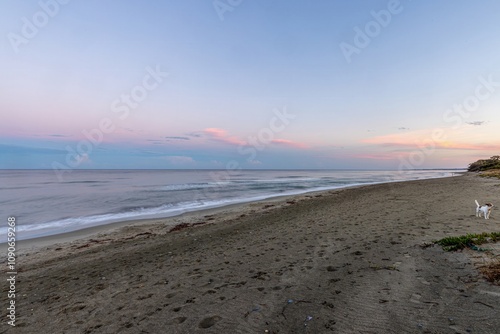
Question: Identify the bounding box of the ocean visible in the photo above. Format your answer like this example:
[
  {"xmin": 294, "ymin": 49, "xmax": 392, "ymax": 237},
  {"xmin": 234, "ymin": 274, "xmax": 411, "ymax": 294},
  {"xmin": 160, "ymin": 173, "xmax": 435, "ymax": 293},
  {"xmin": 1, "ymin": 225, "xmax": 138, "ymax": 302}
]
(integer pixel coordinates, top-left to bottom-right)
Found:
[{"xmin": 0, "ymin": 169, "xmax": 460, "ymax": 241}]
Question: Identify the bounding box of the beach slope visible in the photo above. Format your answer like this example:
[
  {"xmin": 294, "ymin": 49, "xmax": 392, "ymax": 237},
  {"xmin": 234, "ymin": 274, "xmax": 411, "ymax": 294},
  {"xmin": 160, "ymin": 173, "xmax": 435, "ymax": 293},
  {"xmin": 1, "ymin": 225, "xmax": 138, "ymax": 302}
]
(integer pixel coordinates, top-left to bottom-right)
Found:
[{"xmin": 4, "ymin": 174, "xmax": 500, "ymax": 333}]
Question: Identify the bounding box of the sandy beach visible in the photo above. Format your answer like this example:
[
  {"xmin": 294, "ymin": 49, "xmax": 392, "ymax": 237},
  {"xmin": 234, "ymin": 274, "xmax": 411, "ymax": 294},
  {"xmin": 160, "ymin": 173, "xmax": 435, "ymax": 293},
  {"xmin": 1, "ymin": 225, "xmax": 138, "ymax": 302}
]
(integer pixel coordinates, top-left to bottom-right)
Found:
[{"xmin": 2, "ymin": 173, "xmax": 500, "ymax": 333}]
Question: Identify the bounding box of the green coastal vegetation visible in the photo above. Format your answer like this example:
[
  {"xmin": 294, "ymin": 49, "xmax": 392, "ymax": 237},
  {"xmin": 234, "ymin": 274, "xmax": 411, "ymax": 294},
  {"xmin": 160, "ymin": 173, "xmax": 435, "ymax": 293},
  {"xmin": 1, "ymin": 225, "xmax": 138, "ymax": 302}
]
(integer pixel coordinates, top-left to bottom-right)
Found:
[
  {"xmin": 435, "ymin": 233, "xmax": 500, "ymax": 285},
  {"xmin": 468, "ymin": 155, "xmax": 500, "ymax": 178},
  {"xmin": 435, "ymin": 232, "xmax": 500, "ymax": 252}
]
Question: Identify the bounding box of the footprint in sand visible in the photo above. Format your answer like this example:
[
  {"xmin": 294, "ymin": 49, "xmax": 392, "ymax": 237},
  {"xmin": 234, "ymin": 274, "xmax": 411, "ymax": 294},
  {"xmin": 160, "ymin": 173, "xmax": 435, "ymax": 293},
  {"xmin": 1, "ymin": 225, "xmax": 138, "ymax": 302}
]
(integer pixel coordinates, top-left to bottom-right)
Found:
[
  {"xmin": 410, "ymin": 293, "xmax": 422, "ymax": 303},
  {"xmin": 198, "ymin": 316, "xmax": 222, "ymax": 328},
  {"xmin": 417, "ymin": 276, "xmax": 431, "ymax": 285},
  {"xmin": 166, "ymin": 292, "xmax": 177, "ymax": 299},
  {"xmin": 167, "ymin": 316, "xmax": 187, "ymax": 325}
]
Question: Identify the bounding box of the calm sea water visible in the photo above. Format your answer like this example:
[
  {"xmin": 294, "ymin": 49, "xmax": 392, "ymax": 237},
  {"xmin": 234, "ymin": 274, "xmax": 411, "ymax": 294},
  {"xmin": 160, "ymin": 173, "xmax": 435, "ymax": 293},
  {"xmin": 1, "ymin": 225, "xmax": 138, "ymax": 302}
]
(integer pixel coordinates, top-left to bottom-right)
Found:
[{"xmin": 0, "ymin": 169, "xmax": 459, "ymax": 240}]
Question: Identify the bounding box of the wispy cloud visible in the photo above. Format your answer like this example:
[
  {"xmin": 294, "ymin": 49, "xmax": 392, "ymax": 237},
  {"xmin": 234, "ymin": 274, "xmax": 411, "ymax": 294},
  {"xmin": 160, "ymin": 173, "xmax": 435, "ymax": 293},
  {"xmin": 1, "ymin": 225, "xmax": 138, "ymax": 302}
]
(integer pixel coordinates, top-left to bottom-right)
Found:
[
  {"xmin": 362, "ymin": 130, "xmax": 428, "ymax": 148},
  {"xmin": 203, "ymin": 128, "xmax": 246, "ymax": 146},
  {"xmin": 363, "ymin": 129, "xmax": 500, "ymax": 151},
  {"xmin": 165, "ymin": 136, "xmax": 190, "ymax": 140},
  {"xmin": 31, "ymin": 133, "xmax": 73, "ymax": 139},
  {"xmin": 49, "ymin": 134, "xmax": 72, "ymax": 138},
  {"xmin": 271, "ymin": 138, "xmax": 308, "ymax": 149},
  {"xmin": 201, "ymin": 128, "xmax": 309, "ymax": 150},
  {"xmin": 0, "ymin": 144, "xmax": 66, "ymax": 154},
  {"xmin": 145, "ymin": 140, "xmax": 164, "ymax": 145},
  {"xmin": 436, "ymin": 143, "xmax": 500, "ymax": 151},
  {"xmin": 186, "ymin": 132, "xmax": 203, "ymax": 138},
  {"xmin": 466, "ymin": 121, "xmax": 485, "ymax": 126}
]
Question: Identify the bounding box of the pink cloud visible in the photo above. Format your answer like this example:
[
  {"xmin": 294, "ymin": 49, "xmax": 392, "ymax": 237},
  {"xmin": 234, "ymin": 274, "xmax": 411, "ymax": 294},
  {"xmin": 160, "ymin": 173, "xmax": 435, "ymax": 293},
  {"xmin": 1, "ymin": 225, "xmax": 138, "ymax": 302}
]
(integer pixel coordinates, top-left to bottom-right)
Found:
[
  {"xmin": 362, "ymin": 130, "xmax": 500, "ymax": 151},
  {"xmin": 362, "ymin": 130, "xmax": 434, "ymax": 147},
  {"xmin": 271, "ymin": 138, "xmax": 308, "ymax": 149},
  {"xmin": 200, "ymin": 128, "xmax": 309, "ymax": 151},
  {"xmin": 203, "ymin": 128, "xmax": 246, "ymax": 146},
  {"xmin": 435, "ymin": 142, "xmax": 500, "ymax": 150},
  {"xmin": 204, "ymin": 128, "xmax": 227, "ymax": 137}
]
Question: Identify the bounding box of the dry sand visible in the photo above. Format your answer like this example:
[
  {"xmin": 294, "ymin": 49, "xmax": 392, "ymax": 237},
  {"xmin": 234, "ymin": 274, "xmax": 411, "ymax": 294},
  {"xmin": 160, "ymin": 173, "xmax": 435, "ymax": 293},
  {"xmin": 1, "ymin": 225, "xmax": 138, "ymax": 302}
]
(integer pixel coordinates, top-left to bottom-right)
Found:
[{"xmin": 2, "ymin": 173, "xmax": 500, "ymax": 333}]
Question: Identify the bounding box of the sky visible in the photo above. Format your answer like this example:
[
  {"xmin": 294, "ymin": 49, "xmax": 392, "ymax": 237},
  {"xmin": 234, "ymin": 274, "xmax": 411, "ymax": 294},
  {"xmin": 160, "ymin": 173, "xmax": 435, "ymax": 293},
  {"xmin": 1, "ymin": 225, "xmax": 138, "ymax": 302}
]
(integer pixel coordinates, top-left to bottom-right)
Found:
[{"xmin": 1, "ymin": 0, "xmax": 500, "ymax": 170}]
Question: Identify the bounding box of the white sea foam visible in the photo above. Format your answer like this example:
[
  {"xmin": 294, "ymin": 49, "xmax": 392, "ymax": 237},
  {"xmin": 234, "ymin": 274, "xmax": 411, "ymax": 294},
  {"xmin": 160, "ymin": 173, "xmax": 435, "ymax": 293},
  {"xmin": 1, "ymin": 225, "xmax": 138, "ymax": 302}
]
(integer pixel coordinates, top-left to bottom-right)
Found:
[{"xmin": 0, "ymin": 169, "xmax": 461, "ymax": 241}]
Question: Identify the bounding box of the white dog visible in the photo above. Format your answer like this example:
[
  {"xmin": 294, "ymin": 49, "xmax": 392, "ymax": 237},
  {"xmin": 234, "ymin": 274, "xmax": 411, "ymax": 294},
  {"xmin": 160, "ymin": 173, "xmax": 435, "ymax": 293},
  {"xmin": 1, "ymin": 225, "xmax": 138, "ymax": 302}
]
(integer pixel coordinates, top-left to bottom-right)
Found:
[{"xmin": 475, "ymin": 200, "xmax": 493, "ymax": 219}]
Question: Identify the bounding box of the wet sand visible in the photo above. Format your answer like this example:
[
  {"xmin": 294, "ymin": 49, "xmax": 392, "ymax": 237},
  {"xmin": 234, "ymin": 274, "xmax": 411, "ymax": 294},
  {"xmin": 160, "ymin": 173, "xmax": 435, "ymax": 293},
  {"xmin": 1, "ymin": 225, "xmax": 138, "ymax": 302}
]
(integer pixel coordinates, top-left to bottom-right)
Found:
[{"xmin": 2, "ymin": 173, "xmax": 500, "ymax": 333}]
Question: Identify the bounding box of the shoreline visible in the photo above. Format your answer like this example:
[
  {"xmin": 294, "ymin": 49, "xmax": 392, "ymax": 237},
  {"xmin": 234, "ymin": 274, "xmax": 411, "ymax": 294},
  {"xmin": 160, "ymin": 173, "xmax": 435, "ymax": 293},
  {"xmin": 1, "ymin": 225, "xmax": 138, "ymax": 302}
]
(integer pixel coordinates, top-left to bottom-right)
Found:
[{"xmin": 3, "ymin": 173, "xmax": 460, "ymax": 251}]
